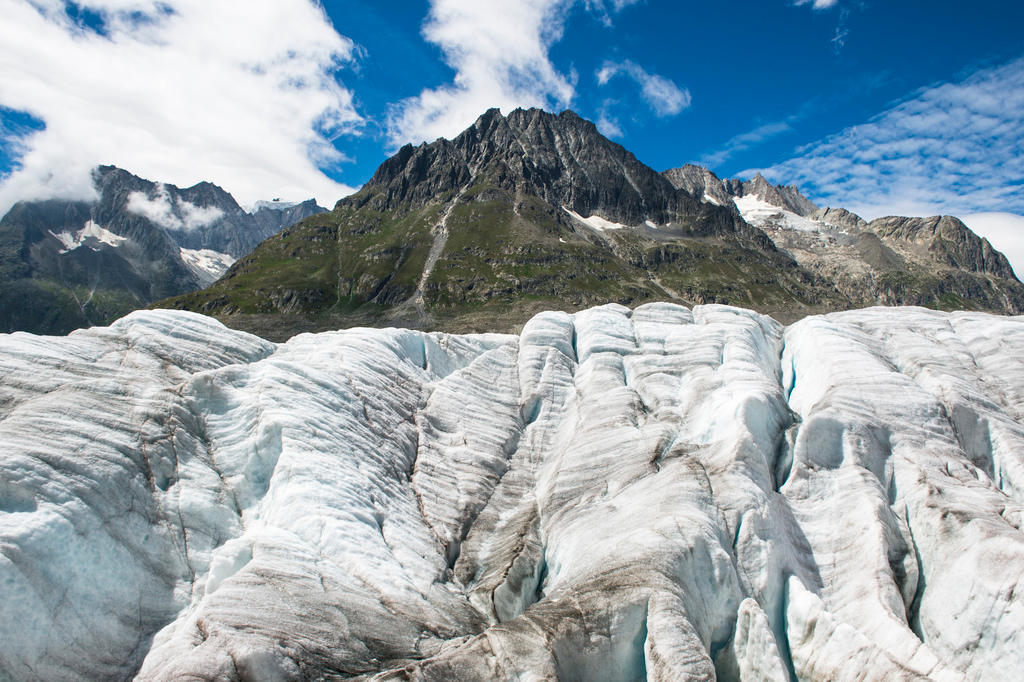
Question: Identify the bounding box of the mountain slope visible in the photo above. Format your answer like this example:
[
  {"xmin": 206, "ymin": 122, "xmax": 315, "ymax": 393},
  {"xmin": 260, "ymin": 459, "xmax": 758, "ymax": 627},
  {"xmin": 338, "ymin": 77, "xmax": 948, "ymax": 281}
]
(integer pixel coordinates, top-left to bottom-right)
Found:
[
  {"xmin": 166, "ymin": 109, "xmax": 847, "ymax": 339},
  {"xmin": 2, "ymin": 304, "xmax": 1023, "ymax": 679},
  {"xmin": 0, "ymin": 166, "xmax": 325, "ymax": 334},
  {"xmin": 663, "ymin": 163, "xmax": 1024, "ymax": 314}
]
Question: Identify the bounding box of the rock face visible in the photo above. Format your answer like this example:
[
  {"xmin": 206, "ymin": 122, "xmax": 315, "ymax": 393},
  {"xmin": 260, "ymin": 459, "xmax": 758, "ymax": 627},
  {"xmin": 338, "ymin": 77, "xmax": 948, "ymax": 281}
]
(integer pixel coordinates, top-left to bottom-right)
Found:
[
  {"xmin": 358, "ymin": 109, "xmax": 747, "ymax": 236},
  {"xmin": 1, "ymin": 304, "xmax": 1023, "ymax": 680},
  {"xmin": 661, "ymin": 164, "xmax": 734, "ymax": 207},
  {"xmin": 0, "ymin": 166, "xmax": 325, "ymax": 335},
  {"xmin": 869, "ymin": 215, "xmax": 1017, "ymax": 280}
]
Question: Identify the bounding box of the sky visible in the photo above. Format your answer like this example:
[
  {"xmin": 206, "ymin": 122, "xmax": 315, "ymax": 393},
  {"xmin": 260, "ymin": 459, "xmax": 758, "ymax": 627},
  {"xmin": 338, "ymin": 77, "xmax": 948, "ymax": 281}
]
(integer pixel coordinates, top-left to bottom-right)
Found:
[{"xmin": 1, "ymin": 0, "xmax": 1023, "ymax": 260}]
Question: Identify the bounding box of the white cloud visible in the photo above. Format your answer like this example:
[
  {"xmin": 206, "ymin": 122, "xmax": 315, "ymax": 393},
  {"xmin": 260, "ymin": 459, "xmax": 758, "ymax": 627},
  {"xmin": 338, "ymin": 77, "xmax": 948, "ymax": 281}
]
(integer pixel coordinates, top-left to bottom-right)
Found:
[
  {"xmin": 385, "ymin": 0, "xmax": 584, "ymax": 148},
  {"xmin": 583, "ymin": 0, "xmax": 641, "ymax": 27},
  {"xmin": 701, "ymin": 121, "xmax": 793, "ymax": 169},
  {"xmin": 596, "ymin": 115, "xmax": 623, "ymax": 139},
  {"xmin": 126, "ymin": 190, "xmax": 178, "ymax": 229},
  {"xmin": 794, "ymin": 0, "xmax": 838, "ymax": 9},
  {"xmin": 179, "ymin": 201, "xmax": 226, "ymax": 231},
  {"xmin": 596, "ymin": 60, "xmax": 690, "ymax": 117},
  {"xmin": 960, "ymin": 213, "xmax": 1024, "ymax": 281},
  {"xmin": 126, "ymin": 188, "xmax": 224, "ymax": 231},
  {"xmin": 0, "ymin": 0, "xmax": 362, "ymax": 215},
  {"xmin": 755, "ymin": 57, "xmax": 1024, "ymax": 219},
  {"xmin": 593, "ymin": 98, "xmax": 624, "ymax": 138}
]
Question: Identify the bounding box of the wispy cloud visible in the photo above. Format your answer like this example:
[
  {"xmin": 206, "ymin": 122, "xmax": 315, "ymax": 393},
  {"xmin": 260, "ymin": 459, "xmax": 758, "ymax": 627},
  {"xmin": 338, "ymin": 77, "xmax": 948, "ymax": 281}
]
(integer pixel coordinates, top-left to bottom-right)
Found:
[
  {"xmin": 753, "ymin": 56, "xmax": 1024, "ymax": 218},
  {"xmin": 0, "ymin": 0, "xmax": 362, "ymax": 214},
  {"xmin": 701, "ymin": 121, "xmax": 793, "ymax": 169},
  {"xmin": 794, "ymin": 0, "xmax": 849, "ymax": 53},
  {"xmin": 596, "ymin": 60, "xmax": 691, "ymax": 117},
  {"xmin": 794, "ymin": 0, "xmax": 839, "ymax": 9},
  {"xmin": 385, "ymin": 0, "xmax": 578, "ymax": 148},
  {"xmin": 595, "ymin": 99, "xmax": 624, "ymax": 138},
  {"xmin": 583, "ymin": 0, "xmax": 641, "ymax": 27}
]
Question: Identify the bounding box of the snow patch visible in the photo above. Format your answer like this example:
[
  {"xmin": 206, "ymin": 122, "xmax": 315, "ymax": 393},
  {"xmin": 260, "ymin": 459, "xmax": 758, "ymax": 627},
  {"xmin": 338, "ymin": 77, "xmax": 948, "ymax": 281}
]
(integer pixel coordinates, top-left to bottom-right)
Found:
[
  {"xmin": 204, "ymin": 537, "xmax": 253, "ymax": 595},
  {"xmin": 180, "ymin": 247, "xmax": 235, "ymax": 286},
  {"xmin": 50, "ymin": 220, "xmax": 129, "ymax": 254},
  {"xmin": 252, "ymin": 199, "xmax": 301, "ymax": 212},
  {"xmin": 733, "ymin": 195, "xmax": 821, "ymax": 232},
  {"xmin": 563, "ymin": 207, "xmax": 630, "ymax": 231}
]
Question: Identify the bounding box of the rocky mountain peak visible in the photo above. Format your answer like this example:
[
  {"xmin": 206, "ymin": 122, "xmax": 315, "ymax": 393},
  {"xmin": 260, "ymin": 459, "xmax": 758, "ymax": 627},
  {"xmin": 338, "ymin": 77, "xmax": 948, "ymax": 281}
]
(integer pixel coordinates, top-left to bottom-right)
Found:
[
  {"xmin": 353, "ymin": 107, "xmax": 748, "ymax": 235},
  {"xmin": 812, "ymin": 207, "xmax": 867, "ymax": 231},
  {"xmin": 661, "ymin": 164, "xmax": 733, "ymax": 206},
  {"xmin": 869, "ymin": 214, "xmax": 1018, "ymax": 280},
  {"xmin": 737, "ymin": 172, "xmax": 819, "ymax": 217}
]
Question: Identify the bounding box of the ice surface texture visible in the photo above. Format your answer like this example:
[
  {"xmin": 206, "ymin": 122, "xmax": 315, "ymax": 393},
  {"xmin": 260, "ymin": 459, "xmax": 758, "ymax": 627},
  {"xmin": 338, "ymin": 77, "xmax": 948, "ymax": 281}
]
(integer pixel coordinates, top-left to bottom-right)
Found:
[{"xmin": 1, "ymin": 304, "xmax": 1023, "ymax": 681}]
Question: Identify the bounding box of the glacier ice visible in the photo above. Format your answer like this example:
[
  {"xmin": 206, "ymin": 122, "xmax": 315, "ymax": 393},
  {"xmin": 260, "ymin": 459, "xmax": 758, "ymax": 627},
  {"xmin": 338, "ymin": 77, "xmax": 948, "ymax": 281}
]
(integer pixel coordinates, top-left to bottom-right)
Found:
[{"xmin": 1, "ymin": 304, "xmax": 1023, "ymax": 680}]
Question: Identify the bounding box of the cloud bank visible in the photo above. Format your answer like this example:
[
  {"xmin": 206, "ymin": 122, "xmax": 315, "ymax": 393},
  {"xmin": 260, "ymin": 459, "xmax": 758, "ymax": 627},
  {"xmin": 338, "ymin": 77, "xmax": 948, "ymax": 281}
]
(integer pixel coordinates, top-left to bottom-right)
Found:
[
  {"xmin": 757, "ymin": 56, "xmax": 1024, "ymax": 219},
  {"xmin": 0, "ymin": 0, "xmax": 362, "ymax": 214}
]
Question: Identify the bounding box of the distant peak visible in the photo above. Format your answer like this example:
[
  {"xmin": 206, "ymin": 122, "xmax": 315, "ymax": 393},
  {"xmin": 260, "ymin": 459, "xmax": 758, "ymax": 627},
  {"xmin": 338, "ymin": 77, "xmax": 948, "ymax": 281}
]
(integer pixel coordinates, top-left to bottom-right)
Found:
[{"xmin": 476, "ymin": 107, "xmax": 503, "ymax": 123}]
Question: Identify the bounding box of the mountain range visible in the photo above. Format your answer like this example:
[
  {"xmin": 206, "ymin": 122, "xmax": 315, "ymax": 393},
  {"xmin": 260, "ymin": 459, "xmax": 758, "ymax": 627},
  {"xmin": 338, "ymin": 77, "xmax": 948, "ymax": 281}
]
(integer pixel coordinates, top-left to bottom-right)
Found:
[
  {"xmin": 160, "ymin": 108, "xmax": 1023, "ymax": 341},
  {"xmin": 0, "ymin": 165, "xmax": 324, "ymax": 334}
]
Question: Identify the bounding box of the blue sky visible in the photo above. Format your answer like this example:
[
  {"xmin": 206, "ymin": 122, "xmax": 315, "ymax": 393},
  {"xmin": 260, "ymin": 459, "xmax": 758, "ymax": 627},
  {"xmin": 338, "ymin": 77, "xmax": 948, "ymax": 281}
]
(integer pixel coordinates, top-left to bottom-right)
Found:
[{"xmin": 1, "ymin": 0, "xmax": 1022, "ymax": 226}]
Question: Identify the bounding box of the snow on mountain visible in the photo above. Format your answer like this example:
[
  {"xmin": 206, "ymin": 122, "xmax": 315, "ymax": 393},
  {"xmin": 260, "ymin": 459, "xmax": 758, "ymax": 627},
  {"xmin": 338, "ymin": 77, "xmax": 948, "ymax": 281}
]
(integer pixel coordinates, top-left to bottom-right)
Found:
[
  {"xmin": 250, "ymin": 199, "xmax": 302, "ymax": 211},
  {"xmin": 179, "ymin": 247, "xmax": 236, "ymax": 287},
  {"xmin": 49, "ymin": 219, "xmax": 131, "ymax": 253},
  {"xmin": 563, "ymin": 206, "xmax": 631, "ymax": 231},
  {"xmin": 733, "ymin": 194, "xmax": 823, "ymax": 232},
  {"xmin": 2, "ymin": 304, "xmax": 1024, "ymax": 680}
]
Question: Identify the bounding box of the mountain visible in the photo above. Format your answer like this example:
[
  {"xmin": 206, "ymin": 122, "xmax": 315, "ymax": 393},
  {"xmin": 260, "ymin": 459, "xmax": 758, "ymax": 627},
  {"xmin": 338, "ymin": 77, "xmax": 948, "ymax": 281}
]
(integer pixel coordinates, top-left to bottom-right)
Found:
[
  {"xmin": 164, "ymin": 108, "xmax": 1024, "ymax": 341},
  {"xmin": 165, "ymin": 108, "xmax": 850, "ymax": 340},
  {"xmin": 2, "ymin": 304, "xmax": 1023, "ymax": 680},
  {"xmin": 0, "ymin": 165, "xmax": 325, "ymax": 334},
  {"xmin": 663, "ymin": 164, "xmax": 1023, "ymax": 313}
]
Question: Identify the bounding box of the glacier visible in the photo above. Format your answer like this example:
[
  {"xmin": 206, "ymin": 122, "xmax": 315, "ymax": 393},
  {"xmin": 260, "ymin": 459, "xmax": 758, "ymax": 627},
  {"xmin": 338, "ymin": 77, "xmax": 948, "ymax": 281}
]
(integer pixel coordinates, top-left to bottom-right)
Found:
[{"xmin": 1, "ymin": 303, "xmax": 1023, "ymax": 681}]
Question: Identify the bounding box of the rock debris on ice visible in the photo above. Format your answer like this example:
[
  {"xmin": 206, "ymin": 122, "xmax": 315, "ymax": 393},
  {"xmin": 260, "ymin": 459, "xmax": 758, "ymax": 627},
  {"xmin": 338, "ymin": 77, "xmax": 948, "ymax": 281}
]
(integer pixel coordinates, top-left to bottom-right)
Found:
[{"xmin": 1, "ymin": 304, "xmax": 1023, "ymax": 681}]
